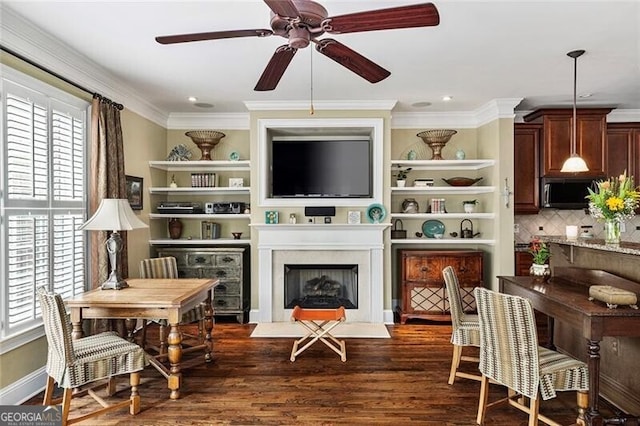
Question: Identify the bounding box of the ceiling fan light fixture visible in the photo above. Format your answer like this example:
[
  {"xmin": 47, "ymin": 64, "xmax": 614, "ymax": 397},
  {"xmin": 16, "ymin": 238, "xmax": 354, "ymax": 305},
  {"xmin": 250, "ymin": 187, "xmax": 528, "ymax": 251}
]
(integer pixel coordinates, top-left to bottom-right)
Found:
[{"xmin": 561, "ymin": 49, "xmax": 588, "ymax": 173}]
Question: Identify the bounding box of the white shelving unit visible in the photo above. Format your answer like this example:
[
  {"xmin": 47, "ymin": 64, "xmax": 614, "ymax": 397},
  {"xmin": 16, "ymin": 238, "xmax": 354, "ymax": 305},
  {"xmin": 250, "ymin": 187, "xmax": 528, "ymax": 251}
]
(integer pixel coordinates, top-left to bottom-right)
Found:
[
  {"xmin": 390, "ymin": 159, "xmax": 496, "ymax": 245},
  {"xmin": 148, "ymin": 160, "xmax": 251, "ymax": 246}
]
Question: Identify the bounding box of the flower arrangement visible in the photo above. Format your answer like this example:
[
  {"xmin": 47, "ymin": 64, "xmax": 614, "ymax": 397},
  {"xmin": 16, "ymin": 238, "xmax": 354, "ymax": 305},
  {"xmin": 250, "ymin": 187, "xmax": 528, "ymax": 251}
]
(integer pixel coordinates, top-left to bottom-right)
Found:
[
  {"xmin": 586, "ymin": 171, "xmax": 640, "ymax": 222},
  {"xmin": 529, "ymin": 237, "xmax": 550, "ymax": 265}
]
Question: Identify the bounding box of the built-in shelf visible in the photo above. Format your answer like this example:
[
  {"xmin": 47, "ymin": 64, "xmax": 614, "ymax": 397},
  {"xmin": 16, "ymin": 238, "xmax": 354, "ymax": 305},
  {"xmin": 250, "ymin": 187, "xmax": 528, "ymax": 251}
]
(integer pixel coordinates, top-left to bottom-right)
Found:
[
  {"xmin": 390, "ymin": 213, "xmax": 495, "ymax": 220},
  {"xmin": 391, "ymin": 186, "xmax": 495, "ymax": 194},
  {"xmin": 149, "ymin": 213, "xmax": 250, "ymax": 220},
  {"xmin": 391, "ymin": 238, "xmax": 495, "ymax": 245},
  {"xmin": 149, "ymin": 238, "xmax": 250, "ymax": 246},
  {"xmin": 391, "ymin": 159, "xmax": 495, "ymax": 170},
  {"xmin": 149, "ymin": 160, "xmax": 250, "ymax": 172},
  {"xmin": 148, "ymin": 187, "xmax": 250, "ymax": 195}
]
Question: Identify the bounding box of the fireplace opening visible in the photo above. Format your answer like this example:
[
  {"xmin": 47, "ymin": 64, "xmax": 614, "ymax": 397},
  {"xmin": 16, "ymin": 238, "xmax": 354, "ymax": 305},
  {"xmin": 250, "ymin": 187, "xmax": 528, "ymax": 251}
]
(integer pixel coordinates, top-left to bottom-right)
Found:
[{"xmin": 284, "ymin": 264, "xmax": 358, "ymax": 309}]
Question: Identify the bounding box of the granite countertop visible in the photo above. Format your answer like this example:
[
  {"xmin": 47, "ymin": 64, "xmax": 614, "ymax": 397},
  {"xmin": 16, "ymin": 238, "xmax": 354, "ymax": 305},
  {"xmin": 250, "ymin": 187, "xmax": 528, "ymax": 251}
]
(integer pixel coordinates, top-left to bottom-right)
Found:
[{"xmin": 545, "ymin": 237, "xmax": 640, "ymax": 256}]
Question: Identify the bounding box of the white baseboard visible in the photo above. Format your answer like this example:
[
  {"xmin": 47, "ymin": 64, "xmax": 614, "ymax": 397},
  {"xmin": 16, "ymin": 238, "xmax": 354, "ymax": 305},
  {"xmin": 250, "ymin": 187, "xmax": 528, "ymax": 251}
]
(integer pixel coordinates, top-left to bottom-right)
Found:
[{"xmin": 0, "ymin": 366, "xmax": 46, "ymax": 405}]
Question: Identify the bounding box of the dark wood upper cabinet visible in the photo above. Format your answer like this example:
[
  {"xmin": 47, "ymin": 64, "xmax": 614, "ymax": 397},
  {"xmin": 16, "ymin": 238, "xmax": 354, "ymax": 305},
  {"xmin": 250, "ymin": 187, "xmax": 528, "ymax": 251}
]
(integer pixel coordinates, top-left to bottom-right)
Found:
[
  {"xmin": 606, "ymin": 123, "xmax": 640, "ymax": 181},
  {"xmin": 514, "ymin": 123, "xmax": 541, "ymax": 214},
  {"xmin": 523, "ymin": 108, "xmax": 612, "ymax": 177}
]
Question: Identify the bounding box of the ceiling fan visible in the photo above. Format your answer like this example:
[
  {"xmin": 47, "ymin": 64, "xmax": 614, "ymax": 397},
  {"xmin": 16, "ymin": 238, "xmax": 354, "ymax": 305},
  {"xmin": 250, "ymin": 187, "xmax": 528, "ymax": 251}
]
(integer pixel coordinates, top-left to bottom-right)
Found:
[{"xmin": 156, "ymin": 1, "xmax": 440, "ymax": 91}]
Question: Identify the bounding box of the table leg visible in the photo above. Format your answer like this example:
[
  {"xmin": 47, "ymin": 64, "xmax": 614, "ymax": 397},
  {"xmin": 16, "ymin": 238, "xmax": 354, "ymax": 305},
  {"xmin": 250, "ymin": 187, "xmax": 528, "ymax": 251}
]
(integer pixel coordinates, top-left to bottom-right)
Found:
[
  {"xmin": 584, "ymin": 339, "xmax": 603, "ymax": 426},
  {"xmin": 546, "ymin": 316, "xmax": 556, "ymax": 350},
  {"xmin": 204, "ymin": 295, "xmax": 214, "ymax": 363},
  {"xmin": 124, "ymin": 319, "xmax": 137, "ymax": 342},
  {"xmin": 166, "ymin": 323, "xmax": 183, "ymax": 400},
  {"xmin": 70, "ymin": 309, "xmax": 84, "ymax": 340}
]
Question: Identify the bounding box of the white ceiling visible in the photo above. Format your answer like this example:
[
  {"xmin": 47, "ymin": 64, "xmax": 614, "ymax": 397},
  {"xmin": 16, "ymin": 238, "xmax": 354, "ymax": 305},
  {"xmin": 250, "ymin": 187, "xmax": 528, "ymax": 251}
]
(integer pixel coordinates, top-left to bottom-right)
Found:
[{"xmin": 2, "ymin": 0, "xmax": 639, "ymax": 122}]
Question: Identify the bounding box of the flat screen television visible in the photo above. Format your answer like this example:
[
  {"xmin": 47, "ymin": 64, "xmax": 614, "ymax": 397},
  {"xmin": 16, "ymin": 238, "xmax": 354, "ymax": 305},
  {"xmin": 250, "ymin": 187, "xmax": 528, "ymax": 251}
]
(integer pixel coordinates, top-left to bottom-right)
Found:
[{"xmin": 270, "ymin": 137, "xmax": 372, "ymax": 198}]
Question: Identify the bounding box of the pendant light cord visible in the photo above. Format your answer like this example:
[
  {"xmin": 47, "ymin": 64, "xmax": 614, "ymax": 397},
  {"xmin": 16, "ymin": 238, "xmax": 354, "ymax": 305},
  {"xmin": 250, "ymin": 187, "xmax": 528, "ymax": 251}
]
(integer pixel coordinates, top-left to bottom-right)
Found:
[
  {"xmin": 572, "ymin": 54, "xmax": 577, "ymax": 156},
  {"xmin": 310, "ymin": 48, "xmax": 315, "ymax": 115}
]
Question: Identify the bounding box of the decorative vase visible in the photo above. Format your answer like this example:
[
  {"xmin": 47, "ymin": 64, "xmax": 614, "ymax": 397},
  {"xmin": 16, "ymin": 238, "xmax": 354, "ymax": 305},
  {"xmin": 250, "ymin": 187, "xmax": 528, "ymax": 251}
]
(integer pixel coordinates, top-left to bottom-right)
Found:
[
  {"xmin": 604, "ymin": 219, "xmax": 621, "ymax": 245},
  {"xmin": 530, "ymin": 263, "xmax": 550, "ymax": 280},
  {"xmin": 185, "ymin": 130, "xmax": 226, "ymax": 161},
  {"xmin": 417, "ymin": 129, "xmax": 458, "ymax": 160},
  {"xmin": 402, "ymin": 198, "xmax": 419, "ymax": 214},
  {"xmin": 168, "ymin": 218, "xmax": 183, "ymax": 239},
  {"xmin": 396, "ymin": 180, "xmax": 406, "ymax": 188}
]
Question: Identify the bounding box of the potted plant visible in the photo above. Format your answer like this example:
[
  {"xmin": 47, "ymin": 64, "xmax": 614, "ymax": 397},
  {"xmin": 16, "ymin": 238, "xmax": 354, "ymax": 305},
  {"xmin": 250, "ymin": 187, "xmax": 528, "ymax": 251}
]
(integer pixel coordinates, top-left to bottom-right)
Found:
[
  {"xmin": 462, "ymin": 199, "xmax": 478, "ymax": 213},
  {"xmin": 394, "ymin": 167, "xmax": 412, "ymax": 187},
  {"xmin": 528, "ymin": 237, "xmax": 550, "ymax": 278}
]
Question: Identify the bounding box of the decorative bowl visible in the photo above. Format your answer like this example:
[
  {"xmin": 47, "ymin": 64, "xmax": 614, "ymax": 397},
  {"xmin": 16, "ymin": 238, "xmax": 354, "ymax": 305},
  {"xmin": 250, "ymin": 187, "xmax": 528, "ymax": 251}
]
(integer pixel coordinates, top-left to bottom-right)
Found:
[
  {"xmin": 442, "ymin": 177, "xmax": 483, "ymax": 187},
  {"xmin": 417, "ymin": 129, "xmax": 458, "ymax": 160},
  {"xmin": 185, "ymin": 130, "xmax": 226, "ymax": 160},
  {"xmin": 231, "ymin": 232, "xmax": 243, "ymax": 240}
]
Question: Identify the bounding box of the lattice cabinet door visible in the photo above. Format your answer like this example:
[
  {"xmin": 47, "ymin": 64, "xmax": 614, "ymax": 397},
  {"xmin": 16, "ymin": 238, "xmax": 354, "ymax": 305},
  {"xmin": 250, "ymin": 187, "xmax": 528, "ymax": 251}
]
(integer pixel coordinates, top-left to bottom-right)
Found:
[{"xmin": 397, "ymin": 249, "xmax": 484, "ymax": 324}]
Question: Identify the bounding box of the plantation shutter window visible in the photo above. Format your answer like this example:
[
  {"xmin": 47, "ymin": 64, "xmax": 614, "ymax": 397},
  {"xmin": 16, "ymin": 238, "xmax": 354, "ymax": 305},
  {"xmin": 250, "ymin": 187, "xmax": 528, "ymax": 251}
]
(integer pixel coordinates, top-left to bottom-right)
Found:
[{"xmin": 1, "ymin": 68, "xmax": 89, "ymax": 340}]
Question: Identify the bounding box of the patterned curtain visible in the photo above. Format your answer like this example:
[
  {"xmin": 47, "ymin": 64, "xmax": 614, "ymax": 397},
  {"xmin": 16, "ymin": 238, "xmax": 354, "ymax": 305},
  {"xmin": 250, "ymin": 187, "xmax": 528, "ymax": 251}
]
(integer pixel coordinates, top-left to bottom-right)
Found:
[{"xmin": 88, "ymin": 95, "xmax": 127, "ymax": 334}]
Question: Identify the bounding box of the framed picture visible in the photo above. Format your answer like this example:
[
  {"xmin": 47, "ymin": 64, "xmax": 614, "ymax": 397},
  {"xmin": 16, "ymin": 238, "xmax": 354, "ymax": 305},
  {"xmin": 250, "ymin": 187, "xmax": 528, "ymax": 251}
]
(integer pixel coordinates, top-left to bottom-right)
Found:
[
  {"xmin": 348, "ymin": 211, "xmax": 361, "ymax": 224},
  {"xmin": 125, "ymin": 175, "xmax": 143, "ymax": 210},
  {"xmin": 229, "ymin": 177, "xmax": 244, "ymax": 188},
  {"xmin": 265, "ymin": 211, "xmax": 279, "ymax": 224}
]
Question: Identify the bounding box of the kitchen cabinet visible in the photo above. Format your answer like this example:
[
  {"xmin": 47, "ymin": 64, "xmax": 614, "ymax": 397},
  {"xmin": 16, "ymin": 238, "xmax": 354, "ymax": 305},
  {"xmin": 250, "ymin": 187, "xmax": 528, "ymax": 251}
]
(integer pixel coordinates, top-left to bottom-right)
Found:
[
  {"xmin": 157, "ymin": 247, "xmax": 249, "ymax": 323},
  {"xmin": 515, "ymin": 251, "xmax": 533, "ymax": 276},
  {"xmin": 397, "ymin": 249, "xmax": 484, "ymax": 323},
  {"xmin": 148, "ymin": 160, "xmax": 250, "ymax": 246},
  {"xmin": 606, "ymin": 123, "xmax": 640, "ymax": 181},
  {"xmin": 514, "ymin": 124, "xmax": 541, "ymax": 214},
  {"xmin": 523, "ymin": 108, "xmax": 612, "ymax": 178},
  {"xmin": 390, "ymin": 160, "xmax": 496, "ymax": 245}
]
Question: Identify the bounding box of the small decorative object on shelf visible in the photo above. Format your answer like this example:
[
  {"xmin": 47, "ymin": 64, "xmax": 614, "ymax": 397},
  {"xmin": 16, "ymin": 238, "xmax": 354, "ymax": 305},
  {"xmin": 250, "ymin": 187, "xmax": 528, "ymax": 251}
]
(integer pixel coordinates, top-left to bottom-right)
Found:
[
  {"xmin": 231, "ymin": 232, "xmax": 243, "ymax": 240},
  {"xmin": 442, "ymin": 176, "xmax": 483, "ymax": 187},
  {"xmin": 455, "ymin": 148, "xmax": 466, "ymax": 160},
  {"xmin": 289, "ymin": 213, "xmax": 297, "ymax": 224},
  {"xmin": 402, "ymin": 198, "xmax": 419, "ymax": 213},
  {"xmin": 169, "ymin": 174, "xmax": 178, "ymax": 188},
  {"xmin": 265, "ymin": 211, "xmax": 279, "ymax": 224},
  {"xmin": 348, "ymin": 211, "xmax": 361, "ymax": 224},
  {"xmin": 168, "ymin": 218, "xmax": 183, "ymax": 239},
  {"xmin": 394, "ymin": 167, "xmax": 412, "ymax": 187},
  {"xmin": 407, "ymin": 150, "xmax": 417, "ymax": 160},
  {"xmin": 463, "ymin": 200, "xmax": 478, "ymax": 213},
  {"xmin": 229, "ymin": 151, "xmax": 240, "ymax": 161},
  {"xmin": 586, "ymin": 170, "xmax": 640, "ymax": 245},
  {"xmin": 414, "ymin": 178, "xmax": 434, "ymax": 187},
  {"xmin": 166, "ymin": 144, "xmax": 192, "ymax": 161},
  {"xmin": 185, "ymin": 130, "xmax": 226, "ymax": 160},
  {"xmin": 229, "ymin": 177, "xmax": 244, "ymax": 188},
  {"xmin": 416, "ymin": 129, "xmax": 458, "ymax": 160},
  {"xmin": 528, "ymin": 237, "xmax": 550, "ymax": 279}
]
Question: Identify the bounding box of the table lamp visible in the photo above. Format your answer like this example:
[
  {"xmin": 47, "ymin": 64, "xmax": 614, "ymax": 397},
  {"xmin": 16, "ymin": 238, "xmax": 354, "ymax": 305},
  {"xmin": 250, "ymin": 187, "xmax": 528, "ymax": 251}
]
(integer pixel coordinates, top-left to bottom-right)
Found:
[{"xmin": 78, "ymin": 198, "xmax": 148, "ymax": 290}]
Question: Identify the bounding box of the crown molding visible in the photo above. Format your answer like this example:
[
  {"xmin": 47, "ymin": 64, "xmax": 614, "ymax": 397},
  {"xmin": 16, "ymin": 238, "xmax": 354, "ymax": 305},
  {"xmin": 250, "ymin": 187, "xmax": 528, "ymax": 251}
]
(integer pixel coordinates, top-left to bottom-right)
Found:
[
  {"xmin": 608, "ymin": 109, "xmax": 640, "ymax": 123},
  {"xmin": 244, "ymin": 100, "xmax": 398, "ymax": 111},
  {"xmin": 166, "ymin": 113, "xmax": 249, "ymax": 130},
  {"xmin": 0, "ymin": 4, "xmax": 168, "ymax": 127}
]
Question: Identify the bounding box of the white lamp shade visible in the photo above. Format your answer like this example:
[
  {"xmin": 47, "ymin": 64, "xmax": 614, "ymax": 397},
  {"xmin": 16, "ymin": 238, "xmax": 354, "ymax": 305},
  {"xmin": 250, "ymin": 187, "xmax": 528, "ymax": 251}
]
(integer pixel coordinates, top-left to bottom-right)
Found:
[
  {"xmin": 78, "ymin": 198, "xmax": 148, "ymax": 231},
  {"xmin": 560, "ymin": 155, "xmax": 589, "ymax": 173}
]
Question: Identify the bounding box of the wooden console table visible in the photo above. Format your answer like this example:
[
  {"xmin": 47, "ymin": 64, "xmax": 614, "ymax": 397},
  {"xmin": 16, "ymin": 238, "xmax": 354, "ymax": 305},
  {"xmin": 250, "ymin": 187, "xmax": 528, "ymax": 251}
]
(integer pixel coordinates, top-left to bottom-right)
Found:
[
  {"xmin": 499, "ymin": 268, "xmax": 640, "ymax": 426},
  {"xmin": 66, "ymin": 278, "xmax": 217, "ymax": 400}
]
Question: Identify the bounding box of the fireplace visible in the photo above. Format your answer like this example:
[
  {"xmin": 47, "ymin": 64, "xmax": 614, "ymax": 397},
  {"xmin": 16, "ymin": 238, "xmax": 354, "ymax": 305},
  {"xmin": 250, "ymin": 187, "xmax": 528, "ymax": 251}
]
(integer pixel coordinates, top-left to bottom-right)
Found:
[
  {"xmin": 284, "ymin": 264, "xmax": 358, "ymax": 309},
  {"xmin": 252, "ymin": 223, "xmax": 387, "ymax": 323}
]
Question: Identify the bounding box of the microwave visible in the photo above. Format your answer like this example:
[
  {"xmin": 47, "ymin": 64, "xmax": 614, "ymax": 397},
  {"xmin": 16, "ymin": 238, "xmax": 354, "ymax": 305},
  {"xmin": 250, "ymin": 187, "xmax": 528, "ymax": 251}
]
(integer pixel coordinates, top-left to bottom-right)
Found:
[{"xmin": 541, "ymin": 177, "xmax": 598, "ymax": 209}]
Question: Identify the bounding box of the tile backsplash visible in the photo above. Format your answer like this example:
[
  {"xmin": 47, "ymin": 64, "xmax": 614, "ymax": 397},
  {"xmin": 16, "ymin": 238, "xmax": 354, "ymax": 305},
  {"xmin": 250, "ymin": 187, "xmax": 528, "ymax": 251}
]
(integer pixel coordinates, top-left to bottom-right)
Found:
[{"xmin": 514, "ymin": 209, "xmax": 640, "ymax": 244}]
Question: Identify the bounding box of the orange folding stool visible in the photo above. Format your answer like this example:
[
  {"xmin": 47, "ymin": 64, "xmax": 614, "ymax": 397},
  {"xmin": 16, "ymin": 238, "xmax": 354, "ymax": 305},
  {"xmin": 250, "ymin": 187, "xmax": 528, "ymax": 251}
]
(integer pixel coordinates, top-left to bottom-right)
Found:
[{"xmin": 290, "ymin": 305, "xmax": 347, "ymax": 362}]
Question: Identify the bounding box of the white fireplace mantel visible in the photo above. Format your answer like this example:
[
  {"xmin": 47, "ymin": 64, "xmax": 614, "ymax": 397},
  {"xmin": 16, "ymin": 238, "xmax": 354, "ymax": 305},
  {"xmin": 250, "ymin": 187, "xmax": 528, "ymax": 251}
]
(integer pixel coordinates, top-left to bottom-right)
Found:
[{"xmin": 251, "ymin": 224, "xmax": 389, "ymax": 323}]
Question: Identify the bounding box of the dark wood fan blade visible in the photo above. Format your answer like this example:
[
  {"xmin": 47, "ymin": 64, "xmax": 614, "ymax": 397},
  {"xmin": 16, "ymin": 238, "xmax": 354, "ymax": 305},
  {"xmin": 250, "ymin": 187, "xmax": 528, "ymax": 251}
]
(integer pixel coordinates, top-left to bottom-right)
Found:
[
  {"xmin": 156, "ymin": 29, "xmax": 273, "ymax": 44},
  {"xmin": 322, "ymin": 3, "xmax": 439, "ymax": 34},
  {"xmin": 315, "ymin": 39, "xmax": 390, "ymax": 84},
  {"xmin": 254, "ymin": 45, "xmax": 297, "ymax": 91},
  {"xmin": 263, "ymin": 0, "xmax": 300, "ymax": 18}
]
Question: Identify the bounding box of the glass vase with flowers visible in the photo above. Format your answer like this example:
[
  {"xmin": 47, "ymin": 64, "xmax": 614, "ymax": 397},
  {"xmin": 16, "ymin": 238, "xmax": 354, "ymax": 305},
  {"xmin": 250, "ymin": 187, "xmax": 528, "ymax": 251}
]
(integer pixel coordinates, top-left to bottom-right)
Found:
[{"xmin": 586, "ymin": 171, "xmax": 640, "ymax": 245}]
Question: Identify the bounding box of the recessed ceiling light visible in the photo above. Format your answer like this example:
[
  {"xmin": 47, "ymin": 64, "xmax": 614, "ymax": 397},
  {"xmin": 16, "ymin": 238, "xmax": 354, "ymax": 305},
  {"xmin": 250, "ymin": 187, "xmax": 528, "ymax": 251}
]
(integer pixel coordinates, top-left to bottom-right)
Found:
[
  {"xmin": 411, "ymin": 101, "xmax": 432, "ymax": 108},
  {"xmin": 188, "ymin": 96, "xmax": 197, "ymax": 102},
  {"xmin": 442, "ymin": 95, "xmax": 452, "ymax": 101}
]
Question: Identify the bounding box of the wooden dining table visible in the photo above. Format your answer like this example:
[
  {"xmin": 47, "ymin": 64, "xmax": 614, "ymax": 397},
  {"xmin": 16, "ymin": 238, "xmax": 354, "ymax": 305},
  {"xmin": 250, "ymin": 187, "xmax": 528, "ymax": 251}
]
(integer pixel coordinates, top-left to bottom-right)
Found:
[{"xmin": 66, "ymin": 278, "xmax": 218, "ymax": 400}]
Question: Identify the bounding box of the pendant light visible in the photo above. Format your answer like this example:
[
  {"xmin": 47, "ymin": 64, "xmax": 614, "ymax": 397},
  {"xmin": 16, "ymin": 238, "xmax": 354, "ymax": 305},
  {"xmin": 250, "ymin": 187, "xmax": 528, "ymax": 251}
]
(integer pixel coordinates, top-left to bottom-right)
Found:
[{"xmin": 561, "ymin": 49, "xmax": 589, "ymax": 173}]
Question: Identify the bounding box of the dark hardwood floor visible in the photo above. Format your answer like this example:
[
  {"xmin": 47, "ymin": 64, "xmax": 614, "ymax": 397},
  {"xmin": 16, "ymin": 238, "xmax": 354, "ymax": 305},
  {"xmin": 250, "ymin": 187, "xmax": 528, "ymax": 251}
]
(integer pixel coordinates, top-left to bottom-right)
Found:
[{"xmin": 24, "ymin": 319, "xmax": 609, "ymax": 425}]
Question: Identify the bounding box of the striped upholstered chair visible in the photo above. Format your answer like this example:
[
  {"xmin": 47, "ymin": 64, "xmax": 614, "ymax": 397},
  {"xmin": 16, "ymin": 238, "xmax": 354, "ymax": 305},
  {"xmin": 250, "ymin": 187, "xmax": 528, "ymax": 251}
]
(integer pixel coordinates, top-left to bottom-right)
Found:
[
  {"xmin": 139, "ymin": 257, "xmax": 207, "ymax": 354},
  {"xmin": 37, "ymin": 286, "xmax": 148, "ymax": 425},
  {"xmin": 442, "ymin": 266, "xmax": 481, "ymax": 384},
  {"xmin": 474, "ymin": 287, "xmax": 589, "ymax": 426}
]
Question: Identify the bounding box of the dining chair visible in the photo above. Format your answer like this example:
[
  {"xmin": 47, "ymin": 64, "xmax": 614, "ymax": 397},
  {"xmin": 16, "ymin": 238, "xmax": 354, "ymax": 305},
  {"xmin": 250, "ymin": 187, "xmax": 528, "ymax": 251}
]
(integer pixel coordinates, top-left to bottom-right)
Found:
[
  {"xmin": 442, "ymin": 265, "xmax": 481, "ymax": 384},
  {"xmin": 473, "ymin": 287, "xmax": 589, "ymax": 426},
  {"xmin": 139, "ymin": 257, "xmax": 208, "ymax": 355},
  {"xmin": 37, "ymin": 286, "xmax": 148, "ymax": 426}
]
